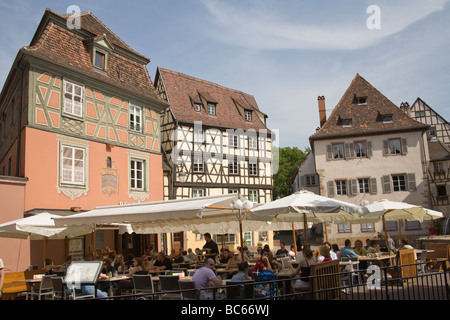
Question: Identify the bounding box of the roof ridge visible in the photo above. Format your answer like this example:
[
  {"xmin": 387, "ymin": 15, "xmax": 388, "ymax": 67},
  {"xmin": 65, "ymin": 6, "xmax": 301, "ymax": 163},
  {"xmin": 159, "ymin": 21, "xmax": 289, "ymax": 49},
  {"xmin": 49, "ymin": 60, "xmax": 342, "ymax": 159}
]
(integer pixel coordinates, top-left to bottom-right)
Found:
[{"xmin": 159, "ymin": 67, "xmax": 255, "ymax": 98}]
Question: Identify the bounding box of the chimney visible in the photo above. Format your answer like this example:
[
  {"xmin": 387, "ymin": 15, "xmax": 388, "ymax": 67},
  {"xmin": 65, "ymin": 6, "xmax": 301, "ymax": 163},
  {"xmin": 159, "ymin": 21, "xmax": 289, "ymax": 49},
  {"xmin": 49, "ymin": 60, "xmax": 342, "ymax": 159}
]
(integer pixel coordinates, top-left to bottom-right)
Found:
[{"xmin": 318, "ymin": 96, "xmax": 326, "ymax": 127}]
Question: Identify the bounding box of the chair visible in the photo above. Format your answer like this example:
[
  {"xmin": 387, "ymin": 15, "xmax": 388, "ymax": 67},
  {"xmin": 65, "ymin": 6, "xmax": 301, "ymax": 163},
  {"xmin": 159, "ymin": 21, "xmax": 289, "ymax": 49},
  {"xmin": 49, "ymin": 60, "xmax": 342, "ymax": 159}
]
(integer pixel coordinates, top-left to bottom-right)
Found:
[
  {"xmin": 397, "ymin": 249, "xmax": 417, "ymax": 281},
  {"xmin": 310, "ymin": 260, "xmax": 341, "ymax": 300},
  {"xmin": 158, "ymin": 275, "xmax": 181, "ymax": 300},
  {"xmin": 225, "ymin": 280, "xmax": 254, "ymax": 300},
  {"xmin": 26, "ymin": 275, "xmax": 54, "ymax": 300},
  {"xmin": 132, "ymin": 274, "xmax": 155, "ymax": 300},
  {"xmin": 416, "ymin": 250, "xmax": 428, "ymax": 274},
  {"xmin": 50, "ymin": 277, "xmax": 65, "ymax": 300},
  {"xmin": 178, "ymin": 280, "xmax": 198, "ymax": 300},
  {"xmin": 280, "ymin": 257, "xmax": 291, "ymax": 269},
  {"xmin": 340, "ymin": 257, "xmax": 361, "ymax": 286}
]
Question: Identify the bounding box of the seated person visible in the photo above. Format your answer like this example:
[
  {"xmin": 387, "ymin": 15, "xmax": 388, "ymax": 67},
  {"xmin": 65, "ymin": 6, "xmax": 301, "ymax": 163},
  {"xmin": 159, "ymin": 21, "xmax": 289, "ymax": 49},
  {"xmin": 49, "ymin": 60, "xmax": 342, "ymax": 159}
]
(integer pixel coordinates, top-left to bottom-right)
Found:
[
  {"xmin": 172, "ymin": 251, "xmax": 184, "ymax": 264},
  {"xmin": 150, "ymin": 252, "xmax": 172, "ymax": 272},
  {"xmin": 276, "ymin": 242, "xmax": 290, "ymax": 257},
  {"xmin": 231, "ymin": 262, "xmax": 252, "ymax": 281},
  {"xmin": 217, "ymin": 248, "xmax": 232, "ymax": 264},
  {"xmin": 353, "ymin": 240, "xmax": 368, "ymax": 256},
  {"xmin": 252, "ymin": 249, "xmax": 276, "ymax": 276},
  {"xmin": 192, "ymin": 258, "xmax": 225, "ymax": 300},
  {"xmin": 289, "ymin": 246, "xmax": 317, "ymax": 289},
  {"xmin": 398, "ymin": 239, "xmax": 414, "ymax": 251}
]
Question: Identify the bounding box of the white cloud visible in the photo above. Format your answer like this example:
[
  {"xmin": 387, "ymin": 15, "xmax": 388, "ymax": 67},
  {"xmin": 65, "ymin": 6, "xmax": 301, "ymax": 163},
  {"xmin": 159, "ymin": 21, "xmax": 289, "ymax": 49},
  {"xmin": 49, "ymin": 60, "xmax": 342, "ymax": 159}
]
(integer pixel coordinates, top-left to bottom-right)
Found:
[{"xmin": 201, "ymin": 0, "xmax": 449, "ymax": 51}]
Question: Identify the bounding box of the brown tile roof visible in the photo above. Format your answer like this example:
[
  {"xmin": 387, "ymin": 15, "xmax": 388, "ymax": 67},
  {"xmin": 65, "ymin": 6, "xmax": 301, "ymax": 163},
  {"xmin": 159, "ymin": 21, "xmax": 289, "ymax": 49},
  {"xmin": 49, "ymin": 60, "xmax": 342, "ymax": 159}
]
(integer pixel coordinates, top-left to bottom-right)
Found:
[
  {"xmin": 22, "ymin": 9, "xmax": 167, "ymax": 108},
  {"xmin": 156, "ymin": 68, "xmax": 269, "ymax": 131},
  {"xmin": 428, "ymin": 140, "xmax": 450, "ymax": 161},
  {"xmin": 310, "ymin": 74, "xmax": 428, "ymax": 141}
]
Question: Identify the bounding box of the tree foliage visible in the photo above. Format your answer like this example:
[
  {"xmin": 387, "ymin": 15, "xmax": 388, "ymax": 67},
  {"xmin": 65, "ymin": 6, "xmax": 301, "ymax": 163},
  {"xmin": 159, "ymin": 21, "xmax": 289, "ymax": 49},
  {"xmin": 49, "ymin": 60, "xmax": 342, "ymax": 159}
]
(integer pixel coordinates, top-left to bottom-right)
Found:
[{"xmin": 273, "ymin": 146, "xmax": 309, "ymax": 200}]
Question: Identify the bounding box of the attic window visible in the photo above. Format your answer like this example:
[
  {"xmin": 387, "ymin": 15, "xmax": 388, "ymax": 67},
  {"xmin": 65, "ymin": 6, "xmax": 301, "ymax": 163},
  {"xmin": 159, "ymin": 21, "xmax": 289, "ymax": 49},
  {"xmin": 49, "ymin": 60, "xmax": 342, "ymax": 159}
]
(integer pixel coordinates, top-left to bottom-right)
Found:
[
  {"xmin": 93, "ymin": 48, "xmax": 108, "ymax": 71},
  {"xmin": 207, "ymin": 103, "xmax": 216, "ymax": 115},
  {"xmin": 244, "ymin": 110, "xmax": 252, "ymax": 121},
  {"xmin": 342, "ymin": 119, "xmax": 352, "ymax": 127},
  {"xmin": 382, "ymin": 115, "xmax": 393, "ymax": 123},
  {"xmin": 357, "ymin": 97, "xmax": 367, "ymax": 105},
  {"xmin": 194, "ymin": 103, "xmax": 201, "ymax": 112}
]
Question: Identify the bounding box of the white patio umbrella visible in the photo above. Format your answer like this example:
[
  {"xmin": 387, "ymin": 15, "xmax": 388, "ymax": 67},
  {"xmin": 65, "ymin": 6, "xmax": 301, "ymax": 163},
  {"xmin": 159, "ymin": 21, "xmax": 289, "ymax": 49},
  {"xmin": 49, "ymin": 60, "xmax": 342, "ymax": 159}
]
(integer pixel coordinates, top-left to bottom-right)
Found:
[
  {"xmin": 352, "ymin": 199, "xmax": 443, "ymax": 250},
  {"xmin": 0, "ymin": 212, "xmax": 93, "ymax": 240},
  {"xmin": 249, "ymin": 190, "xmax": 368, "ymax": 249}
]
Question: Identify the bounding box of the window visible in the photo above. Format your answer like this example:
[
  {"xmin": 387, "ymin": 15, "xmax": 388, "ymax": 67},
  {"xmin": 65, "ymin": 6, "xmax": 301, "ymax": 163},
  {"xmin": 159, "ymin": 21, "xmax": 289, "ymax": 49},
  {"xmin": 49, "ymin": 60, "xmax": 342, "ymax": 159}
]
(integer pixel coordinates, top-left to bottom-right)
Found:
[
  {"xmin": 333, "ymin": 144, "xmax": 344, "ymax": 159},
  {"xmin": 194, "ymin": 103, "xmax": 201, "ymax": 112},
  {"xmin": 244, "ymin": 110, "xmax": 252, "ymax": 121},
  {"xmin": 415, "ymin": 111, "xmax": 425, "ymax": 118},
  {"xmin": 192, "ymin": 158, "xmax": 204, "ymax": 172},
  {"xmin": 358, "ymin": 178, "xmax": 370, "ymax": 194},
  {"xmin": 434, "ymin": 162, "xmax": 444, "ymax": 173},
  {"xmin": 216, "ymin": 234, "xmax": 236, "ymax": 244},
  {"xmin": 207, "ymin": 103, "xmax": 216, "ymax": 115},
  {"xmin": 229, "ymin": 189, "xmax": 239, "ymax": 194},
  {"xmin": 429, "ymin": 127, "xmax": 436, "ymax": 137},
  {"xmin": 129, "ymin": 105, "xmax": 142, "ymax": 132},
  {"xmin": 306, "ymin": 175, "xmax": 317, "ymax": 187},
  {"xmin": 361, "ymin": 223, "xmax": 375, "ymax": 232},
  {"xmin": 249, "ymin": 136, "xmax": 258, "ymax": 149},
  {"xmin": 61, "ymin": 146, "xmax": 85, "ymax": 185},
  {"xmin": 249, "ymin": 190, "xmax": 258, "ymax": 203},
  {"xmin": 355, "ymin": 142, "xmax": 367, "ymax": 158},
  {"xmin": 130, "ymin": 159, "xmax": 144, "ymax": 190},
  {"xmin": 10, "ymin": 99, "xmax": 15, "ymax": 125},
  {"xmin": 437, "ymin": 185, "xmax": 447, "ymax": 197},
  {"xmin": 7, "ymin": 156, "xmax": 12, "ymax": 176},
  {"xmin": 229, "ymin": 134, "xmax": 238, "ymax": 148},
  {"xmin": 338, "ymin": 223, "xmax": 351, "ymax": 233},
  {"xmin": 342, "ymin": 119, "xmax": 352, "ymax": 127},
  {"xmin": 249, "ymin": 162, "xmax": 258, "ymax": 176},
  {"xmin": 382, "ymin": 115, "xmax": 393, "ymax": 123},
  {"xmin": 392, "ymin": 174, "xmax": 406, "ymax": 192},
  {"xmin": 357, "ymin": 97, "xmax": 367, "ymax": 105},
  {"xmin": 106, "ymin": 157, "xmax": 112, "ymax": 168},
  {"xmin": 336, "ymin": 180, "xmax": 347, "ymax": 195},
  {"xmin": 192, "ymin": 189, "xmax": 205, "ymax": 198},
  {"xmin": 229, "ymin": 161, "xmax": 239, "ymax": 175},
  {"xmin": 64, "ymin": 81, "xmax": 83, "ymax": 117},
  {"xmin": 389, "ymin": 139, "xmax": 401, "ymax": 155},
  {"xmin": 94, "ymin": 51, "xmax": 106, "ymax": 70},
  {"xmin": 386, "ymin": 221, "xmax": 397, "ymax": 231}
]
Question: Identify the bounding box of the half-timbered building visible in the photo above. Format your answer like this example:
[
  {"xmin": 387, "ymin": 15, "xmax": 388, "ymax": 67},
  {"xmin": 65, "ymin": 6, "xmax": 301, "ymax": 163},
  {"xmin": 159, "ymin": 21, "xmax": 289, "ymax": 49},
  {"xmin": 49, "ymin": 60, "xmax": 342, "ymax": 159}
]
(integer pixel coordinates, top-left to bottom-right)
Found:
[{"xmin": 155, "ymin": 68, "xmax": 274, "ymax": 250}]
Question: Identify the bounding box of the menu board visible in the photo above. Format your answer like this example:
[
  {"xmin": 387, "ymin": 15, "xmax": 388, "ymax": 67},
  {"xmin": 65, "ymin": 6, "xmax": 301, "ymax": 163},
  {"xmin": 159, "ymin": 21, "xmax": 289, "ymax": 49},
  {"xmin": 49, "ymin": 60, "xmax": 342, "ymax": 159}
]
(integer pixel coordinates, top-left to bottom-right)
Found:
[{"xmin": 64, "ymin": 261, "xmax": 103, "ymax": 286}]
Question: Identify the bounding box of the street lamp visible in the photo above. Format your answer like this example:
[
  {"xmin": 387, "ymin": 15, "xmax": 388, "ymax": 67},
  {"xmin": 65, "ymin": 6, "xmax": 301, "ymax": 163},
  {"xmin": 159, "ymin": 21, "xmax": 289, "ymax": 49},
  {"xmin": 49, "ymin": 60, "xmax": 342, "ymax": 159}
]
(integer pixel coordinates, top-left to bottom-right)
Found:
[{"xmin": 230, "ymin": 199, "xmax": 254, "ymax": 262}]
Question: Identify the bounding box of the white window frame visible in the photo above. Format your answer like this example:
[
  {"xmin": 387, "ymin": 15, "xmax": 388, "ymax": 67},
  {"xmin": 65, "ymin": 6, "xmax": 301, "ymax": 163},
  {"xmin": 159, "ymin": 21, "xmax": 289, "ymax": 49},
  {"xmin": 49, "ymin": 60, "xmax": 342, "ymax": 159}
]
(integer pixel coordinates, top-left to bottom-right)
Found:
[
  {"xmin": 249, "ymin": 162, "xmax": 258, "ymax": 176},
  {"xmin": 244, "ymin": 110, "xmax": 252, "ymax": 121},
  {"xmin": 389, "ymin": 139, "xmax": 401, "ymax": 155},
  {"xmin": 129, "ymin": 104, "xmax": 142, "ymax": 132},
  {"xmin": 207, "ymin": 103, "xmax": 216, "ymax": 115},
  {"xmin": 249, "ymin": 136, "xmax": 258, "ymax": 150},
  {"xmin": 229, "ymin": 134, "xmax": 238, "ymax": 148},
  {"xmin": 192, "ymin": 157, "xmax": 204, "ymax": 173},
  {"xmin": 358, "ymin": 178, "xmax": 370, "ymax": 194},
  {"xmin": 249, "ymin": 190, "xmax": 259, "ymax": 203},
  {"xmin": 61, "ymin": 145, "xmax": 85, "ymax": 185},
  {"xmin": 63, "ymin": 80, "xmax": 83, "ymax": 117},
  {"xmin": 332, "ymin": 144, "xmax": 344, "ymax": 159},
  {"xmin": 355, "ymin": 141, "xmax": 367, "ymax": 158},
  {"xmin": 338, "ymin": 223, "xmax": 351, "ymax": 233},
  {"xmin": 392, "ymin": 174, "xmax": 407, "ymax": 192},
  {"xmin": 192, "ymin": 189, "xmax": 205, "ymax": 198},
  {"xmin": 229, "ymin": 161, "xmax": 239, "ymax": 175},
  {"xmin": 130, "ymin": 158, "xmax": 145, "ymax": 190}
]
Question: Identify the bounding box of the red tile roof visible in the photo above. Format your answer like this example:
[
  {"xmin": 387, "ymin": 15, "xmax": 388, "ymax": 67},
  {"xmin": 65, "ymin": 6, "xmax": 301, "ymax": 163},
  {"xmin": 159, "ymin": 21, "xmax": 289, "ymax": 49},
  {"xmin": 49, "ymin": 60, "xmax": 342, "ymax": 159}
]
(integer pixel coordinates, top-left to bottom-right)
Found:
[
  {"xmin": 310, "ymin": 74, "xmax": 428, "ymax": 141},
  {"xmin": 156, "ymin": 68, "xmax": 269, "ymax": 131},
  {"xmin": 22, "ymin": 9, "xmax": 167, "ymax": 108}
]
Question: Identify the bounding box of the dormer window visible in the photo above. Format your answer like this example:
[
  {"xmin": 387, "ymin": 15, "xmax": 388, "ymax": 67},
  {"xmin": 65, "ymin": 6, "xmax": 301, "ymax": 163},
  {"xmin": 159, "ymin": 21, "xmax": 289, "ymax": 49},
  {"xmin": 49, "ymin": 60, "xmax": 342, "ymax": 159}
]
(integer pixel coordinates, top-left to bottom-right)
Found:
[
  {"xmin": 342, "ymin": 119, "xmax": 352, "ymax": 127},
  {"xmin": 357, "ymin": 96, "xmax": 368, "ymax": 105},
  {"xmin": 194, "ymin": 103, "xmax": 202, "ymax": 112},
  {"xmin": 244, "ymin": 110, "xmax": 252, "ymax": 121},
  {"xmin": 382, "ymin": 115, "xmax": 393, "ymax": 123},
  {"xmin": 94, "ymin": 51, "xmax": 106, "ymax": 70},
  {"xmin": 207, "ymin": 103, "xmax": 216, "ymax": 115}
]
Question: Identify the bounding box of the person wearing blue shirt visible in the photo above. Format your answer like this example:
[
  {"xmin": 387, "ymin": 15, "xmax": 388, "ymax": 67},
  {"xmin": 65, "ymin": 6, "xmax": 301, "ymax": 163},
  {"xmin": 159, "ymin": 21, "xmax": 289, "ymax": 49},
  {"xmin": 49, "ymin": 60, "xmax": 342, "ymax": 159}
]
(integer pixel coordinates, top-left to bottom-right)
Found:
[{"xmin": 340, "ymin": 239, "xmax": 359, "ymax": 258}]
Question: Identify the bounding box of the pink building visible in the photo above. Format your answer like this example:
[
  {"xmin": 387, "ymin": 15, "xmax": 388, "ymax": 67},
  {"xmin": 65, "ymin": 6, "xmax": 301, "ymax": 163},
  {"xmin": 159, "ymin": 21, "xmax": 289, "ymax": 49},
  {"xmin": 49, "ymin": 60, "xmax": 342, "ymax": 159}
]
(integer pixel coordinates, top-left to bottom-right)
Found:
[{"xmin": 0, "ymin": 9, "xmax": 168, "ymax": 271}]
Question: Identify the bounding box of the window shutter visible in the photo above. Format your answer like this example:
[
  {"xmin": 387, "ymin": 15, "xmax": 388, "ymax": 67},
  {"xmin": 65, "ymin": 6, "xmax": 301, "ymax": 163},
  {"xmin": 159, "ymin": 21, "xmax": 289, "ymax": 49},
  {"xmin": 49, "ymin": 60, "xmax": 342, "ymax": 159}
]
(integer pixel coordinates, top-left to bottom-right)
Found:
[
  {"xmin": 349, "ymin": 178, "xmax": 358, "ymax": 195},
  {"xmin": 300, "ymin": 175, "xmax": 306, "ymax": 188},
  {"xmin": 366, "ymin": 141, "xmax": 373, "ymax": 158},
  {"xmin": 327, "ymin": 181, "xmax": 335, "ymax": 197},
  {"xmin": 326, "ymin": 145, "xmax": 333, "ymax": 161},
  {"xmin": 407, "ymin": 173, "xmax": 416, "ymax": 191},
  {"xmin": 382, "ymin": 175, "xmax": 392, "ymax": 193},
  {"xmin": 382, "ymin": 140, "xmax": 389, "ymax": 156},
  {"xmin": 344, "ymin": 143, "xmax": 354, "ymax": 159},
  {"xmin": 401, "ymin": 138, "xmax": 408, "ymax": 155},
  {"xmin": 370, "ymin": 177, "xmax": 378, "ymax": 194}
]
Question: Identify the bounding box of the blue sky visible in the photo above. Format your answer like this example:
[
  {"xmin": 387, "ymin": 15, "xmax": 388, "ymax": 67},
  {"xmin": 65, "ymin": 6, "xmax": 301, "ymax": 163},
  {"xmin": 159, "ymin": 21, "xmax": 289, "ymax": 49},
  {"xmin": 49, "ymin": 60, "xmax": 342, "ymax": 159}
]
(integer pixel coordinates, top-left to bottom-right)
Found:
[{"xmin": 0, "ymin": 0, "xmax": 449, "ymax": 149}]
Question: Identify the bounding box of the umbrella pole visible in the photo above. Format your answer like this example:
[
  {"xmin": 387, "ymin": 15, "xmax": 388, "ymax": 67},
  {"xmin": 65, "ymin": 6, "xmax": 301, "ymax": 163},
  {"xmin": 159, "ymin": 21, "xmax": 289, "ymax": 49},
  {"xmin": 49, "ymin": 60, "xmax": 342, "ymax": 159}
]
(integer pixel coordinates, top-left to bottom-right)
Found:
[
  {"xmin": 324, "ymin": 223, "xmax": 329, "ymax": 243},
  {"xmin": 43, "ymin": 236, "xmax": 46, "ymax": 267},
  {"xmin": 303, "ymin": 213, "xmax": 307, "ymax": 246},
  {"xmin": 292, "ymin": 222, "xmax": 297, "ymax": 257},
  {"xmin": 239, "ymin": 217, "xmax": 244, "ymax": 262},
  {"xmin": 398, "ymin": 219, "xmax": 402, "ymax": 243},
  {"xmin": 382, "ymin": 215, "xmax": 389, "ymax": 251}
]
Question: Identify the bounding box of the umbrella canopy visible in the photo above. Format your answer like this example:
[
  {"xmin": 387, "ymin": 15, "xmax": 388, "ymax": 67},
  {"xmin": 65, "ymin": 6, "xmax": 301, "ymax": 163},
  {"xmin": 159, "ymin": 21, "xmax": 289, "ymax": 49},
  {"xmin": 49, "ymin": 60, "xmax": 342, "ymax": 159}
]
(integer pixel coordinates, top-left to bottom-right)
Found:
[
  {"xmin": 355, "ymin": 199, "xmax": 444, "ymax": 223},
  {"xmin": 53, "ymin": 194, "xmax": 246, "ymax": 229},
  {"xmin": 0, "ymin": 212, "xmax": 93, "ymax": 240},
  {"xmin": 248, "ymin": 190, "xmax": 368, "ymax": 223}
]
